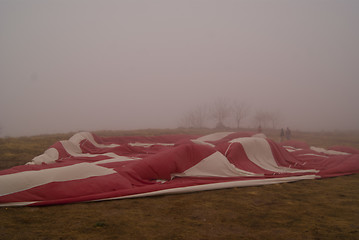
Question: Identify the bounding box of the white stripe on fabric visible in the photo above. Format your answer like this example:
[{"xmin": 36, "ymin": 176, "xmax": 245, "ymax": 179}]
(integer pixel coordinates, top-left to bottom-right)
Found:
[
  {"xmin": 283, "ymin": 146, "xmax": 303, "ymax": 152},
  {"xmin": 128, "ymin": 143, "xmax": 174, "ymax": 147},
  {"xmin": 310, "ymin": 146, "xmax": 350, "ymax": 155},
  {"xmin": 27, "ymin": 133, "xmax": 145, "ymax": 165},
  {"xmin": 70, "ymin": 132, "xmax": 121, "ymax": 148},
  {"xmin": 0, "ymin": 163, "xmax": 116, "ymax": 196},
  {"xmin": 61, "ymin": 140, "xmax": 123, "ymax": 159},
  {"xmin": 229, "ymin": 137, "xmax": 318, "ymax": 173},
  {"xmin": 172, "ymin": 151, "xmax": 261, "ymax": 178},
  {"xmin": 190, "ymin": 140, "xmax": 215, "ymax": 148},
  {"xmin": 195, "ymin": 132, "xmax": 235, "ymax": 142},
  {"xmin": 29, "ymin": 148, "xmax": 59, "ymax": 165}
]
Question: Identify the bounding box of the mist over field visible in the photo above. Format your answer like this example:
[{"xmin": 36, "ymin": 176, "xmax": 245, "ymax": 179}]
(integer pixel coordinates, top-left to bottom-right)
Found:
[{"xmin": 1, "ymin": 0, "xmax": 359, "ymax": 137}]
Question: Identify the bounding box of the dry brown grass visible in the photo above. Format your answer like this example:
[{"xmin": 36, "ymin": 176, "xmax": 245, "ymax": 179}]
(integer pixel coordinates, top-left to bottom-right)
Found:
[{"xmin": 0, "ymin": 128, "xmax": 358, "ymax": 240}]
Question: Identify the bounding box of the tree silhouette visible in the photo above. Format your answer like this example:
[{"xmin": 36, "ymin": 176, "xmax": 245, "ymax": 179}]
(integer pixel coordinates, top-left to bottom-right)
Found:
[
  {"xmin": 211, "ymin": 98, "xmax": 231, "ymax": 129},
  {"xmin": 232, "ymin": 101, "xmax": 250, "ymax": 129}
]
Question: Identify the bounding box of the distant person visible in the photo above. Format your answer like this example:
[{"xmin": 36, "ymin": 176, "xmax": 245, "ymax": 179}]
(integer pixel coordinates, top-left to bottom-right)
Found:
[
  {"xmin": 280, "ymin": 128, "xmax": 285, "ymax": 142},
  {"xmin": 286, "ymin": 127, "xmax": 291, "ymax": 140},
  {"xmin": 258, "ymin": 125, "xmax": 262, "ymax": 133}
]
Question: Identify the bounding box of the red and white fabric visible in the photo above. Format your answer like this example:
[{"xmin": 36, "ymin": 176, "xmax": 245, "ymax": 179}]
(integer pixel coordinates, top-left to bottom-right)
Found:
[{"xmin": 1, "ymin": 131, "xmax": 358, "ymax": 207}]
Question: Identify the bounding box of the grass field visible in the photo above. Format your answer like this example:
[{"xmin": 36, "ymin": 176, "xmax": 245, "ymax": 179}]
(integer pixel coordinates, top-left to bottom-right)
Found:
[{"xmin": 0, "ymin": 128, "xmax": 358, "ymax": 240}]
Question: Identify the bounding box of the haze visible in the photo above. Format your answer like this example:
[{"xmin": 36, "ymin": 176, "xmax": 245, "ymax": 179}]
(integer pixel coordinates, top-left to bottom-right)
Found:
[{"xmin": 1, "ymin": 0, "xmax": 358, "ymax": 137}]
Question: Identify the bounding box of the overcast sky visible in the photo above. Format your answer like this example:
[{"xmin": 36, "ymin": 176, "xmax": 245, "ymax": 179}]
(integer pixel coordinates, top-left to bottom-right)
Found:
[{"xmin": 1, "ymin": 0, "xmax": 358, "ymax": 137}]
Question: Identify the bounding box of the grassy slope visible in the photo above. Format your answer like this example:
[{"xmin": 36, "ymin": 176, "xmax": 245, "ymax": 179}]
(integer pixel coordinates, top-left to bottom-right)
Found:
[{"xmin": 0, "ymin": 129, "xmax": 358, "ymax": 240}]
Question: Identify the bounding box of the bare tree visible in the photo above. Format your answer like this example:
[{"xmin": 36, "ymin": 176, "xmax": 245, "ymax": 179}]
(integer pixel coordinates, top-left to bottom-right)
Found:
[
  {"xmin": 179, "ymin": 112, "xmax": 194, "ymax": 128},
  {"xmin": 180, "ymin": 105, "xmax": 208, "ymax": 128},
  {"xmin": 232, "ymin": 102, "xmax": 250, "ymax": 129},
  {"xmin": 211, "ymin": 98, "xmax": 231, "ymax": 129},
  {"xmin": 253, "ymin": 110, "xmax": 283, "ymax": 129}
]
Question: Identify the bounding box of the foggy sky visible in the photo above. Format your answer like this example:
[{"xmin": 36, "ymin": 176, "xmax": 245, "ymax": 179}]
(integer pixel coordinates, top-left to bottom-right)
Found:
[{"xmin": 1, "ymin": 0, "xmax": 359, "ymax": 137}]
